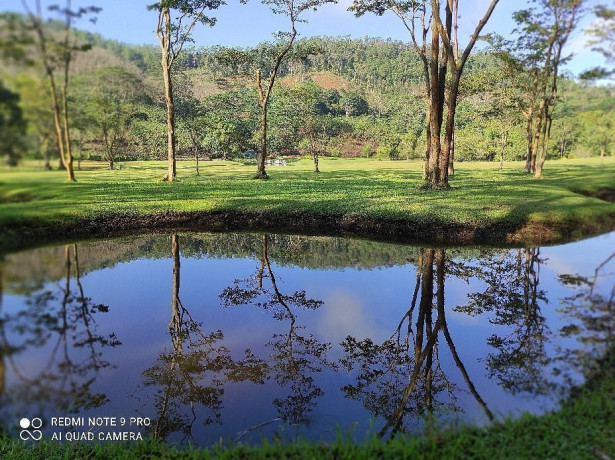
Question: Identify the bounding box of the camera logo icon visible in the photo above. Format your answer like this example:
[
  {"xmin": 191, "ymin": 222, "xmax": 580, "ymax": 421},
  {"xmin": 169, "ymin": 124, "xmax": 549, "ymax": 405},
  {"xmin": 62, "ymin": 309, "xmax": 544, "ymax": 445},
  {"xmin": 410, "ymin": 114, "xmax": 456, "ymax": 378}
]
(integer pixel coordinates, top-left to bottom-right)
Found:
[{"xmin": 19, "ymin": 417, "xmax": 43, "ymax": 441}]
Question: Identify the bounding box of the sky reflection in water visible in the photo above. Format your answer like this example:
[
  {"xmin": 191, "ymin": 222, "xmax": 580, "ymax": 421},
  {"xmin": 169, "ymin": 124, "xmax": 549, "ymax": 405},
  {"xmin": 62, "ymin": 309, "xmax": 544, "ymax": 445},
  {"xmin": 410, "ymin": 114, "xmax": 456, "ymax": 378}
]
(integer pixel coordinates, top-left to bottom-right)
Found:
[{"xmin": 0, "ymin": 231, "xmax": 613, "ymax": 445}]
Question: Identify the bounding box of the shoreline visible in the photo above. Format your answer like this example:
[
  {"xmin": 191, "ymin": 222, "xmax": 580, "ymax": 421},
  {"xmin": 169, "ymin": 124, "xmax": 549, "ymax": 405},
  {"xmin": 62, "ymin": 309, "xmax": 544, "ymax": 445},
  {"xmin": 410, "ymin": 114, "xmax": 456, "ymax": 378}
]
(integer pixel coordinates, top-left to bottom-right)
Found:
[{"xmin": 2, "ymin": 207, "xmax": 614, "ymax": 254}]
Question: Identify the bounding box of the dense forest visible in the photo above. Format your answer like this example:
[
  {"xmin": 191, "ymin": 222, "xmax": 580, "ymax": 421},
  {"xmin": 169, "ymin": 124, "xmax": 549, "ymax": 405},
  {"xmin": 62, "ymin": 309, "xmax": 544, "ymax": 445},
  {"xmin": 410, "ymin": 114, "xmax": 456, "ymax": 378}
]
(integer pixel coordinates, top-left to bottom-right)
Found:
[{"xmin": 1, "ymin": 8, "xmax": 614, "ymax": 173}]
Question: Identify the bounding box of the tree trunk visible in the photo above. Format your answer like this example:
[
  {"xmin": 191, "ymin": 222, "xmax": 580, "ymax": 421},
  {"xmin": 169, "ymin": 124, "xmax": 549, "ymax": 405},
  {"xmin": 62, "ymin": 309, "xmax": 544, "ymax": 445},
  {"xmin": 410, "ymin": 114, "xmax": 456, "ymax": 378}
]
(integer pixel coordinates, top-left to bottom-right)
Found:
[
  {"xmin": 440, "ymin": 74, "xmax": 459, "ymax": 187},
  {"xmin": 195, "ymin": 153, "xmax": 200, "ymax": 176},
  {"xmin": 448, "ymin": 130, "xmax": 455, "ymax": 176},
  {"xmin": 426, "ymin": 25, "xmax": 442, "ymax": 186},
  {"xmin": 499, "ymin": 131, "xmax": 508, "ymax": 170},
  {"xmin": 257, "ymin": 93, "xmax": 269, "ymax": 179},
  {"xmin": 47, "ymin": 67, "xmax": 74, "ymax": 181},
  {"xmin": 523, "ymin": 110, "xmax": 534, "ymax": 173},
  {"xmin": 423, "ymin": 109, "xmax": 431, "ymax": 180},
  {"xmin": 162, "ymin": 55, "xmax": 176, "ymax": 182},
  {"xmin": 313, "ymin": 150, "xmax": 320, "ymax": 173},
  {"xmin": 534, "ymin": 153, "xmax": 546, "ymax": 178},
  {"xmin": 158, "ymin": 7, "xmax": 176, "ymax": 182},
  {"xmin": 601, "ymin": 147, "xmax": 605, "ymax": 165},
  {"xmin": 534, "ymin": 109, "xmax": 551, "ymax": 178},
  {"xmin": 61, "ymin": 59, "xmax": 75, "ymax": 182},
  {"xmin": 254, "ymin": 23, "xmax": 297, "ymax": 180},
  {"xmin": 41, "ymin": 135, "xmax": 51, "ymax": 170}
]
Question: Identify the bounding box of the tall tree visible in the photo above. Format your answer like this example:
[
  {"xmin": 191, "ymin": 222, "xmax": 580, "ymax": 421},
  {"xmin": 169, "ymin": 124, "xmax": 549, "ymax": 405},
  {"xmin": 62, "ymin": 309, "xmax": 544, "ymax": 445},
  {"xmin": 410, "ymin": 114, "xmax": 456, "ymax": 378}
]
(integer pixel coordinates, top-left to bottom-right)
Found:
[
  {"xmin": 21, "ymin": 0, "xmax": 100, "ymax": 182},
  {"xmin": 351, "ymin": 0, "xmax": 499, "ymax": 189},
  {"xmin": 148, "ymin": 0, "xmax": 224, "ymax": 181},
  {"xmin": 508, "ymin": 0, "xmax": 586, "ymax": 178},
  {"xmin": 253, "ymin": 0, "xmax": 336, "ymax": 180}
]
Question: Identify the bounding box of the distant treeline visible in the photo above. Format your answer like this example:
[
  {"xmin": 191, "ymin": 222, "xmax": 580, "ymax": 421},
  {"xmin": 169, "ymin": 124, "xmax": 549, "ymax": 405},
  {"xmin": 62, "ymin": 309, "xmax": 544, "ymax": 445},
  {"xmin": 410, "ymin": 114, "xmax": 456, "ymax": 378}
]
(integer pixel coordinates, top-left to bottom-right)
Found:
[{"xmin": 2, "ymin": 15, "xmax": 614, "ymax": 167}]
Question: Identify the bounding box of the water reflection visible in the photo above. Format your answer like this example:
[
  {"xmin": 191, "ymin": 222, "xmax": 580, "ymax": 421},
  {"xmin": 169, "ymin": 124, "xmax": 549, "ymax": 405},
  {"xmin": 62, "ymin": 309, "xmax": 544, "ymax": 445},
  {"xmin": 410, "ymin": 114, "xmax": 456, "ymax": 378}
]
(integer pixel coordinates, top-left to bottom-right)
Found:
[
  {"xmin": 455, "ymin": 248, "xmax": 551, "ymax": 395},
  {"xmin": 340, "ymin": 249, "xmax": 492, "ymax": 438},
  {"xmin": 220, "ymin": 235, "xmax": 331, "ymax": 428},
  {"xmin": 0, "ymin": 245, "xmax": 120, "ymax": 432},
  {"xmin": 0, "ymin": 233, "xmax": 613, "ymax": 444},
  {"xmin": 555, "ymin": 251, "xmax": 615, "ymax": 387},
  {"xmin": 140, "ymin": 235, "xmax": 267, "ymax": 442}
]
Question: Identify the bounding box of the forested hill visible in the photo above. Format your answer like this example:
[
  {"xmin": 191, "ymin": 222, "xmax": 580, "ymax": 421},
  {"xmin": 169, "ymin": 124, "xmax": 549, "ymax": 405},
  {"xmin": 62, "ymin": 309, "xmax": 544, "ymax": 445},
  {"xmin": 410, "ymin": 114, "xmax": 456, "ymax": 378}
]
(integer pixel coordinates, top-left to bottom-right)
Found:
[{"xmin": 2, "ymin": 15, "xmax": 614, "ymax": 165}]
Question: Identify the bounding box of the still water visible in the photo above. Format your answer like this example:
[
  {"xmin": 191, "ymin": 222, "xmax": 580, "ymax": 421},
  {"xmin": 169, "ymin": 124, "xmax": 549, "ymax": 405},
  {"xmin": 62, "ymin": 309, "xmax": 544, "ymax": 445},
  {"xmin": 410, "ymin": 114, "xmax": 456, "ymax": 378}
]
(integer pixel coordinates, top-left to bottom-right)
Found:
[{"xmin": 1, "ymin": 232, "xmax": 613, "ymax": 445}]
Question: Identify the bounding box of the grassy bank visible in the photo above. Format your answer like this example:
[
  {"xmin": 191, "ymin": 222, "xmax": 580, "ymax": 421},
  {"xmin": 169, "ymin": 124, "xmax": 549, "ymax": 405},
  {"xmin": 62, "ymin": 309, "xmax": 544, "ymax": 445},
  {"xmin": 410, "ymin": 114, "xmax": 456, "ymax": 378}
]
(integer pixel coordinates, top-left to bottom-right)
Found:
[
  {"xmin": 2, "ymin": 347, "xmax": 613, "ymax": 459},
  {"xmin": 1, "ymin": 157, "xmax": 614, "ymax": 252}
]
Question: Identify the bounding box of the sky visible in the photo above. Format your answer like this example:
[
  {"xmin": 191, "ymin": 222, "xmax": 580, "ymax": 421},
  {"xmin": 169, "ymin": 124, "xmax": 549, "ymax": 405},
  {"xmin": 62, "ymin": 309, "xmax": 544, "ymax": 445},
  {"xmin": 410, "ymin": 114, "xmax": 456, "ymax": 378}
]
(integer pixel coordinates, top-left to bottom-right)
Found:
[{"xmin": 1, "ymin": 0, "xmax": 607, "ymax": 78}]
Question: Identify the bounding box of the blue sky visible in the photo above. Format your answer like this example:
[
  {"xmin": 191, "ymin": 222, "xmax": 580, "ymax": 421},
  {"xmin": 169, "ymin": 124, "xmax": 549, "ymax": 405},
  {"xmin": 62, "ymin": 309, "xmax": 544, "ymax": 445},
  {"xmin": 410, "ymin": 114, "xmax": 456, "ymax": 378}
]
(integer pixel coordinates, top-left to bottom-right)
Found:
[{"xmin": 2, "ymin": 0, "xmax": 605, "ymax": 77}]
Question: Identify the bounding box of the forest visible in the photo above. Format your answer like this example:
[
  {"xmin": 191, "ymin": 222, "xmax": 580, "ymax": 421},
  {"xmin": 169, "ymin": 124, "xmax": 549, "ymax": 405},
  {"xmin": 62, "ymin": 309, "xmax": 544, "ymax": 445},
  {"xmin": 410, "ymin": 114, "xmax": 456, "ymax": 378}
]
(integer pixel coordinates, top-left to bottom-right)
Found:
[{"xmin": 1, "ymin": 1, "xmax": 614, "ymax": 188}]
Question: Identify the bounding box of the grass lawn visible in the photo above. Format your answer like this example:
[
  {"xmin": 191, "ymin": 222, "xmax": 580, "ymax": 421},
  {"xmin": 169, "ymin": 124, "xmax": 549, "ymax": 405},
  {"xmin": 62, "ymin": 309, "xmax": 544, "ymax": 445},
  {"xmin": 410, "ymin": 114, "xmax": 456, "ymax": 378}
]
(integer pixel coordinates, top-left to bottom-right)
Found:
[{"xmin": 0, "ymin": 156, "xmax": 614, "ymax": 252}]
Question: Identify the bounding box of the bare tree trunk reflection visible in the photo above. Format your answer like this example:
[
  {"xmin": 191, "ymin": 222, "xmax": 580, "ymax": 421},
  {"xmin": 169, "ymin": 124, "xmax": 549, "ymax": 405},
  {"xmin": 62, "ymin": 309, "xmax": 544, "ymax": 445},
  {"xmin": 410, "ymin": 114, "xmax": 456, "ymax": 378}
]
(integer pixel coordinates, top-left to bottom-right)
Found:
[
  {"xmin": 0, "ymin": 244, "xmax": 118, "ymax": 423},
  {"xmin": 146, "ymin": 234, "xmax": 268, "ymax": 442},
  {"xmin": 341, "ymin": 248, "xmax": 492, "ymax": 438}
]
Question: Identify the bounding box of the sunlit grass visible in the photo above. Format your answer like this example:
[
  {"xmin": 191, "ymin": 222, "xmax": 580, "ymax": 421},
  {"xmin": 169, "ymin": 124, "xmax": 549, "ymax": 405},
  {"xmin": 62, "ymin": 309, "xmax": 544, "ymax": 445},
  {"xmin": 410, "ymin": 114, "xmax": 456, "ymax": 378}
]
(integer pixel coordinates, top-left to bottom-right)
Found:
[{"xmin": 0, "ymin": 156, "xmax": 614, "ymax": 249}]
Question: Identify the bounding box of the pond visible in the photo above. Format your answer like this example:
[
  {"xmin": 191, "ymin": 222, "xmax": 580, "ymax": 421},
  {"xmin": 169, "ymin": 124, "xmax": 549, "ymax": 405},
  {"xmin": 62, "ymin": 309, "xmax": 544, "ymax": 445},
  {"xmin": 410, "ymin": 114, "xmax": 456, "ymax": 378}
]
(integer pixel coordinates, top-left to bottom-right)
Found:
[{"xmin": 1, "ymin": 231, "xmax": 613, "ymax": 445}]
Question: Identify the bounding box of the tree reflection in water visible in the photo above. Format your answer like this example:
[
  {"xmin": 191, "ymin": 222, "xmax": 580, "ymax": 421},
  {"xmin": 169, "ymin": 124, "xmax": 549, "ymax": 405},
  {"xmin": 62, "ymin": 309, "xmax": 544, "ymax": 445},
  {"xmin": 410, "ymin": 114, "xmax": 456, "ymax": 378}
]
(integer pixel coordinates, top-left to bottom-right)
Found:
[
  {"xmin": 220, "ymin": 234, "xmax": 331, "ymax": 426},
  {"xmin": 555, "ymin": 251, "xmax": 615, "ymax": 388},
  {"xmin": 340, "ymin": 248, "xmax": 493, "ymax": 438},
  {"xmin": 141, "ymin": 235, "xmax": 268, "ymax": 443},
  {"xmin": 0, "ymin": 244, "xmax": 120, "ymax": 431},
  {"xmin": 455, "ymin": 248, "xmax": 552, "ymax": 395},
  {"xmin": 0, "ymin": 234, "xmax": 612, "ymax": 443}
]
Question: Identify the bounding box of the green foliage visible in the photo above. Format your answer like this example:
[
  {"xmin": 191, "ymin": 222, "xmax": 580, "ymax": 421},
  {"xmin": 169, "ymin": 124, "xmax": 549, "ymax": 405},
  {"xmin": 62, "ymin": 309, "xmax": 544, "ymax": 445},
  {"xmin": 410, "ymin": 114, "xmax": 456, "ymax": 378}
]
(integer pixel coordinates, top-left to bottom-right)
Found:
[
  {"xmin": 72, "ymin": 67, "xmax": 149, "ymax": 167},
  {"xmin": 0, "ymin": 79, "xmax": 26, "ymax": 166},
  {"xmin": 339, "ymin": 90, "xmax": 369, "ymax": 116},
  {"xmin": 127, "ymin": 105, "xmax": 167, "ymax": 160},
  {"xmin": 2, "ymin": 13, "xmax": 615, "ymax": 167},
  {"xmin": 574, "ymin": 109, "xmax": 615, "ymax": 158},
  {"xmin": 581, "ymin": 4, "xmax": 615, "ymax": 81},
  {"xmin": 375, "ymin": 136, "xmax": 400, "ymax": 160}
]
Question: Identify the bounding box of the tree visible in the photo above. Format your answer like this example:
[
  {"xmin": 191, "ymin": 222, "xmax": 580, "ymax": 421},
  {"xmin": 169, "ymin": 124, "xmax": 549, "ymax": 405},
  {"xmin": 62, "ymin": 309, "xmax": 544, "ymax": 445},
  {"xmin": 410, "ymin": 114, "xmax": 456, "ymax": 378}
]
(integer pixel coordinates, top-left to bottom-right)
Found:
[
  {"xmin": 11, "ymin": 73, "xmax": 56, "ymax": 169},
  {"xmin": 581, "ymin": 4, "xmax": 615, "ymax": 80},
  {"xmin": 0, "ymin": 80, "xmax": 27, "ymax": 166},
  {"xmin": 148, "ymin": 0, "xmax": 224, "ymax": 181},
  {"xmin": 455, "ymin": 248, "xmax": 551, "ymax": 395},
  {"xmin": 21, "ymin": 0, "xmax": 100, "ymax": 182},
  {"xmin": 0, "ymin": 244, "xmax": 120, "ymax": 421},
  {"xmin": 577, "ymin": 110, "xmax": 614, "ymax": 163},
  {"xmin": 73, "ymin": 67, "xmax": 146, "ymax": 169},
  {"xmin": 252, "ymin": 0, "xmax": 336, "ymax": 180},
  {"xmin": 220, "ymin": 234, "xmax": 329, "ymax": 424},
  {"xmin": 142, "ymin": 235, "xmax": 267, "ymax": 441},
  {"xmin": 351, "ymin": 0, "xmax": 500, "ymax": 189},
  {"xmin": 506, "ymin": 0, "xmax": 586, "ymax": 178},
  {"xmin": 339, "ymin": 89, "xmax": 369, "ymax": 117}
]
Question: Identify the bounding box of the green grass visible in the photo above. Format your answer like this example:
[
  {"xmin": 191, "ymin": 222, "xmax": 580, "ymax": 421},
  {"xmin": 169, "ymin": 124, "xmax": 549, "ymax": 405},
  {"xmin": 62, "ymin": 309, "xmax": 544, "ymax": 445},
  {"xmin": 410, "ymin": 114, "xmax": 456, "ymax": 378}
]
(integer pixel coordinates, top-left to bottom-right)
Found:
[
  {"xmin": 1, "ymin": 347, "xmax": 613, "ymax": 459},
  {"xmin": 1, "ymin": 157, "xmax": 614, "ymax": 252}
]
